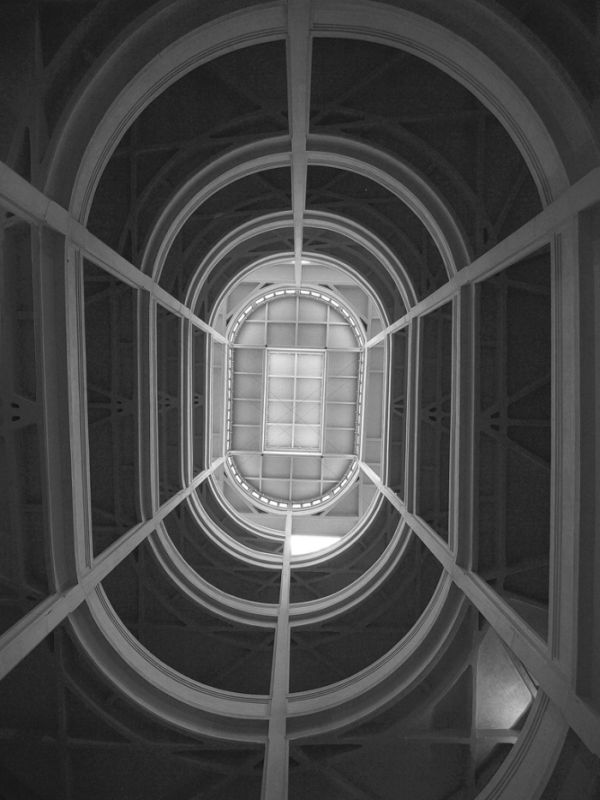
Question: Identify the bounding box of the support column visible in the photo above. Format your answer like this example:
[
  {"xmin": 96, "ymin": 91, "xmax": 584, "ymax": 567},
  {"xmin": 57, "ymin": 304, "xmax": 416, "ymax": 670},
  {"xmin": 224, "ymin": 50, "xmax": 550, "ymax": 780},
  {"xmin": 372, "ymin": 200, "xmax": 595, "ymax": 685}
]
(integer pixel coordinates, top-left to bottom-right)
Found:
[
  {"xmin": 451, "ymin": 285, "xmax": 476, "ymax": 566},
  {"xmin": 138, "ymin": 291, "xmax": 158, "ymax": 519},
  {"xmin": 404, "ymin": 318, "xmax": 420, "ymax": 513},
  {"xmin": 575, "ymin": 203, "xmax": 600, "ymax": 714},
  {"xmin": 549, "ymin": 221, "xmax": 581, "ymax": 674},
  {"xmin": 64, "ymin": 241, "xmax": 94, "ymax": 574},
  {"xmin": 30, "ymin": 228, "xmax": 82, "ymax": 586}
]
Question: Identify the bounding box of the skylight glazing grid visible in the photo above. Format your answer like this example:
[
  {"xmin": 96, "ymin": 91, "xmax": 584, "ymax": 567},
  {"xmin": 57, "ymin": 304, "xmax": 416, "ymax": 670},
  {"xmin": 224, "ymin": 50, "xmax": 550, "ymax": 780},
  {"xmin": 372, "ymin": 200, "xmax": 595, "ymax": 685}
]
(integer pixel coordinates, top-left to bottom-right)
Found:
[
  {"xmin": 222, "ymin": 286, "xmax": 369, "ymax": 512},
  {"xmin": 263, "ymin": 350, "xmax": 325, "ymax": 453}
]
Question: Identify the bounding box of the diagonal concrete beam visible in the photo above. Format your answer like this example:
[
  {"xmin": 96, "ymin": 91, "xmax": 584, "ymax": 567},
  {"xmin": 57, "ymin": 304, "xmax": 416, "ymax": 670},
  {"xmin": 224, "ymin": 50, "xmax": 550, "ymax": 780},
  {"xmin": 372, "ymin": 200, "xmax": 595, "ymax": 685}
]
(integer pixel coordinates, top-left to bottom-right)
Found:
[
  {"xmin": 0, "ymin": 460, "xmax": 222, "ymax": 681},
  {"xmin": 262, "ymin": 511, "xmax": 292, "ymax": 799},
  {"xmin": 367, "ymin": 166, "xmax": 600, "ymax": 347}
]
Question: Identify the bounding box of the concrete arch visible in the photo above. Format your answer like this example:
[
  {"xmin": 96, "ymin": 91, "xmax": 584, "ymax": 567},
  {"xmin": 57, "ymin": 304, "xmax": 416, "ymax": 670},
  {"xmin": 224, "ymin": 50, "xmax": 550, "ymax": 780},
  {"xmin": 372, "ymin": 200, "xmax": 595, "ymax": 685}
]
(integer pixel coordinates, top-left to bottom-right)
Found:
[
  {"xmin": 42, "ymin": 0, "xmax": 598, "ymax": 227},
  {"xmin": 140, "ymin": 136, "xmax": 469, "ymax": 288}
]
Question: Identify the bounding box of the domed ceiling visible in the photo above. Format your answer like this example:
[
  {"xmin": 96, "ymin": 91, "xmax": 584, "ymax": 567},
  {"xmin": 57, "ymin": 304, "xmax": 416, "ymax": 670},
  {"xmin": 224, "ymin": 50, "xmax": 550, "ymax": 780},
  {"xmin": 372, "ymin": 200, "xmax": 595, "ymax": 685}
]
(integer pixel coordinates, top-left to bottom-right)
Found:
[{"xmin": 1, "ymin": 1, "xmax": 600, "ymax": 799}]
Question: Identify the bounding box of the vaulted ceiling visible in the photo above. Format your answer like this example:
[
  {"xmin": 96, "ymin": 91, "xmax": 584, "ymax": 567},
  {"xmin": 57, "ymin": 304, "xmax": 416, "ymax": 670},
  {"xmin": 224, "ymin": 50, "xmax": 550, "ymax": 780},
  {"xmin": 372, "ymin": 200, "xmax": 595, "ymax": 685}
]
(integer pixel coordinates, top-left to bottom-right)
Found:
[{"xmin": 1, "ymin": 1, "xmax": 600, "ymax": 799}]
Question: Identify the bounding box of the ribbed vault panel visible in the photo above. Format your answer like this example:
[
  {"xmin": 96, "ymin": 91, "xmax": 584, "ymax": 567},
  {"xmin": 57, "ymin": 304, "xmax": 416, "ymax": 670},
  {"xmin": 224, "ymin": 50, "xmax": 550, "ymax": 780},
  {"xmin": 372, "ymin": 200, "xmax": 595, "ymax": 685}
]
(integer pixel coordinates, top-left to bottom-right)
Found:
[
  {"xmin": 302, "ymin": 226, "xmax": 407, "ymax": 321},
  {"xmin": 38, "ymin": 1, "xmax": 96, "ymax": 64},
  {"xmin": 310, "ymin": 38, "xmax": 542, "ymax": 261},
  {"xmin": 102, "ymin": 539, "xmax": 275, "ymax": 694},
  {"xmin": 307, "ymin": 166, "xmax": 446, "ymax": 298},
  {"xmin": 492, "ymin": 0, "xmax": 600, "ymax": 102},
  {"xmin": 194, "ymin": 229, "xmax": 296, "ymax": 321},
  {"xmin": 83, "ymin": 261, "xmax": 140, "ymax": 556},
  {"xmin": 289, "ymin": 607, "xmax": 536, "ymax": 800},
  {"xmin": 0, "ymin": 625, "xmax": 62, "ymax": 796},
  {"xmin": 539, "ymin": 728, "xmax": 600, "ymax": 799},
  {"xmin": 0, "ymin": 620, "xmax": 264, "ymax": 799},
  {"xmin": 164, "ymin": 504, "xmax": 281, "ymax": 604},
  {"xmin": 41, "ymin": 0, "xmax": 152, "ymax": 134},
  {"xmin": 87, "ymin": 41, "xmax": 288, "ymax": 263},
  {"xmin": 289, "ymin": 534, "xmax": 442, "ymax": 692},
  {"xmin": 135, "ymin": 42, "xmax": 287, "ymax": 148},
  {"xmin": 158, "ymin": 168, "xmax": 292, "ymax": 298},
  {"xmin": 195, "ymin": 480, "xmax": 284, "ymax": 556}
]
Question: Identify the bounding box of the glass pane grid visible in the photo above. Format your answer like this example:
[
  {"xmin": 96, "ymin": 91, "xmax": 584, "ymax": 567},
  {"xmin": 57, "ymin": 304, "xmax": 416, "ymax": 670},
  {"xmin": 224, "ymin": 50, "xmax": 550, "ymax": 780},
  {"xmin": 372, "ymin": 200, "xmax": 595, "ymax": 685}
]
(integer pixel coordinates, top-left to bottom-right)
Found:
[
  {"xmin": 224, "ymin": 287, "xmax": 368, "ymax": 513},
  {"xmin": 263, "ymin": 350, "xmax": 325, "ymax": 453}
]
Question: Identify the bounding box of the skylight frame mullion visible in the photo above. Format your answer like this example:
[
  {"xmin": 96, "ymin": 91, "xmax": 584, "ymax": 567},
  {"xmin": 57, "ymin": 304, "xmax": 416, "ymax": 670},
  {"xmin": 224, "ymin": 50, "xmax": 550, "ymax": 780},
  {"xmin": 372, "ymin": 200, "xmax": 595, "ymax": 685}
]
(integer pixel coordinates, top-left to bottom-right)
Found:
[
  {"xmin": 319, "ymin": 346, "xmax": 329, "ymax": 467},
  {"xmin": 261, "ymin": 346, "xmax": 271, "ymax": 453},
  {"xmin": 291, "ymin": 352, "xmax": 299, "ymax": 449}
]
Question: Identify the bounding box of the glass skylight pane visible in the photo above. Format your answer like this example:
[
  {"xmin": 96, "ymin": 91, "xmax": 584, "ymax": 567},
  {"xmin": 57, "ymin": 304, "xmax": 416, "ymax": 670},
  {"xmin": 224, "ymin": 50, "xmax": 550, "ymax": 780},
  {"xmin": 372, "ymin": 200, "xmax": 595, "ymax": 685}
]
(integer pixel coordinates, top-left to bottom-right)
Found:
[
  {"xmin": 236, "ymin": 321, "xmax": 264, "ymax": 345},
  {"xmin": 294, "ymin": 402, "xmax": 321, "ymax": 424},
  {"xmin": 266, "ymin": 400, "xmax": 292, "ymax": 423},
  {"xmin": 327, "ymin": 377, "xmax": 356, "ymax": 402},
  {"xmin": 232, "ymin": 399, "xmax": 261, "ymax": 425},
  {"xmin": 292, "ymin": 455, "xmax": 322, "ymax": 478},
  {"xmin": 298, "ymin": 298, "xmax": 327, "ymax": 322},
  {"xmin": 297, "ymin": 353, "xmax": 324, "ymax": 376},
  {"xmin": 234, "ymin": 453, "xmax": 261, "ymax": 476},
  {"xmin": 324, "ymin": 428, "xmax": 354, "ymax": 452},
  {"xmin": 235, "ymin": 348, "xmax": 263, "ymax": 373},
  {"xmin": 295, "ymin": 378, "xmax": 321, "ymax": 401},
  {"xmin": 265, "ymin": 424, "xmax": 293, "ymax": 449},
  {"xmin": 264, "ymin": 350, "xmax": 325, "ymax": 453},
  {"xmin": 268, "ymin": 297, "xmax": 296, "ymax": 320},
  {"xmin": 293, "ymin": 426, "xmax": 320, "ymax": 449},
  {"xmin": 325, "ymin": 403, "xmax": 356, "ymax": 427},
  {"xmin": 298, "ymin": 325, "xmax": 326, "ymax": 348},
  {"xmin": 268, "ymin": 377, "xmax": 294, "ymax": 399},
  {"xmin": 261, "ymin": 479, "xmax": 290, "ymax": 498},
  {"xmin": 232, "ymin": 425, "xmax": 261, "ymax": 450},
  {"xmin": 267, "ymin": 323, "xmax": 295, "ymax": 347},
  {"xmin": 328, "ymin": 351, "xmax": 359, "ymax": 376},
  {"xmin": 262, "ymin": 454, "xmax": 291, "ymax": 476},
  {"xmin": 233, "ymin": 374, "xmax": 262, "ymax": 398},
  {"xmin": 328, "ymin": 325, "xmax": 356, "ymax": 348},
  {"xmin": 269, "ymin": 351, "xmax": 295, "ymax": 375},
  {"xmin": 289, "ymin": 479, "xmax": 321, "ymax": 499}
]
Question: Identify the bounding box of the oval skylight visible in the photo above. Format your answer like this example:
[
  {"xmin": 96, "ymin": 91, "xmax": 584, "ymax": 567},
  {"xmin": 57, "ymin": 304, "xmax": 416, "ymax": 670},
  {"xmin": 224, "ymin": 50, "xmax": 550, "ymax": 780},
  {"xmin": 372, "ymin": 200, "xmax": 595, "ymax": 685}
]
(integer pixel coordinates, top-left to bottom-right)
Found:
[{"xmin": 225, "ymin": 287, "xmax": 365, "ymax": 512}]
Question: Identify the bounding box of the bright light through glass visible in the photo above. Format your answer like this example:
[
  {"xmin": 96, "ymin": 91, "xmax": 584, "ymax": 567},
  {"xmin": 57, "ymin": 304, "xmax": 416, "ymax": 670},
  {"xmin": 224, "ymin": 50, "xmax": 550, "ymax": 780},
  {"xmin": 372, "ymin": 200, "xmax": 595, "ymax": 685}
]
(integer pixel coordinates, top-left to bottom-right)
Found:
[
  {"xmin": 290, "ymin": 535, "xmax": 341, "ymax": 555},
  {"xmin": 224, "ymin": 287, "xmax": 367, "ymax": 512},
  {"xmin": 264, "ymin": 350, "xmax": 325, "ymax": 452}
]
